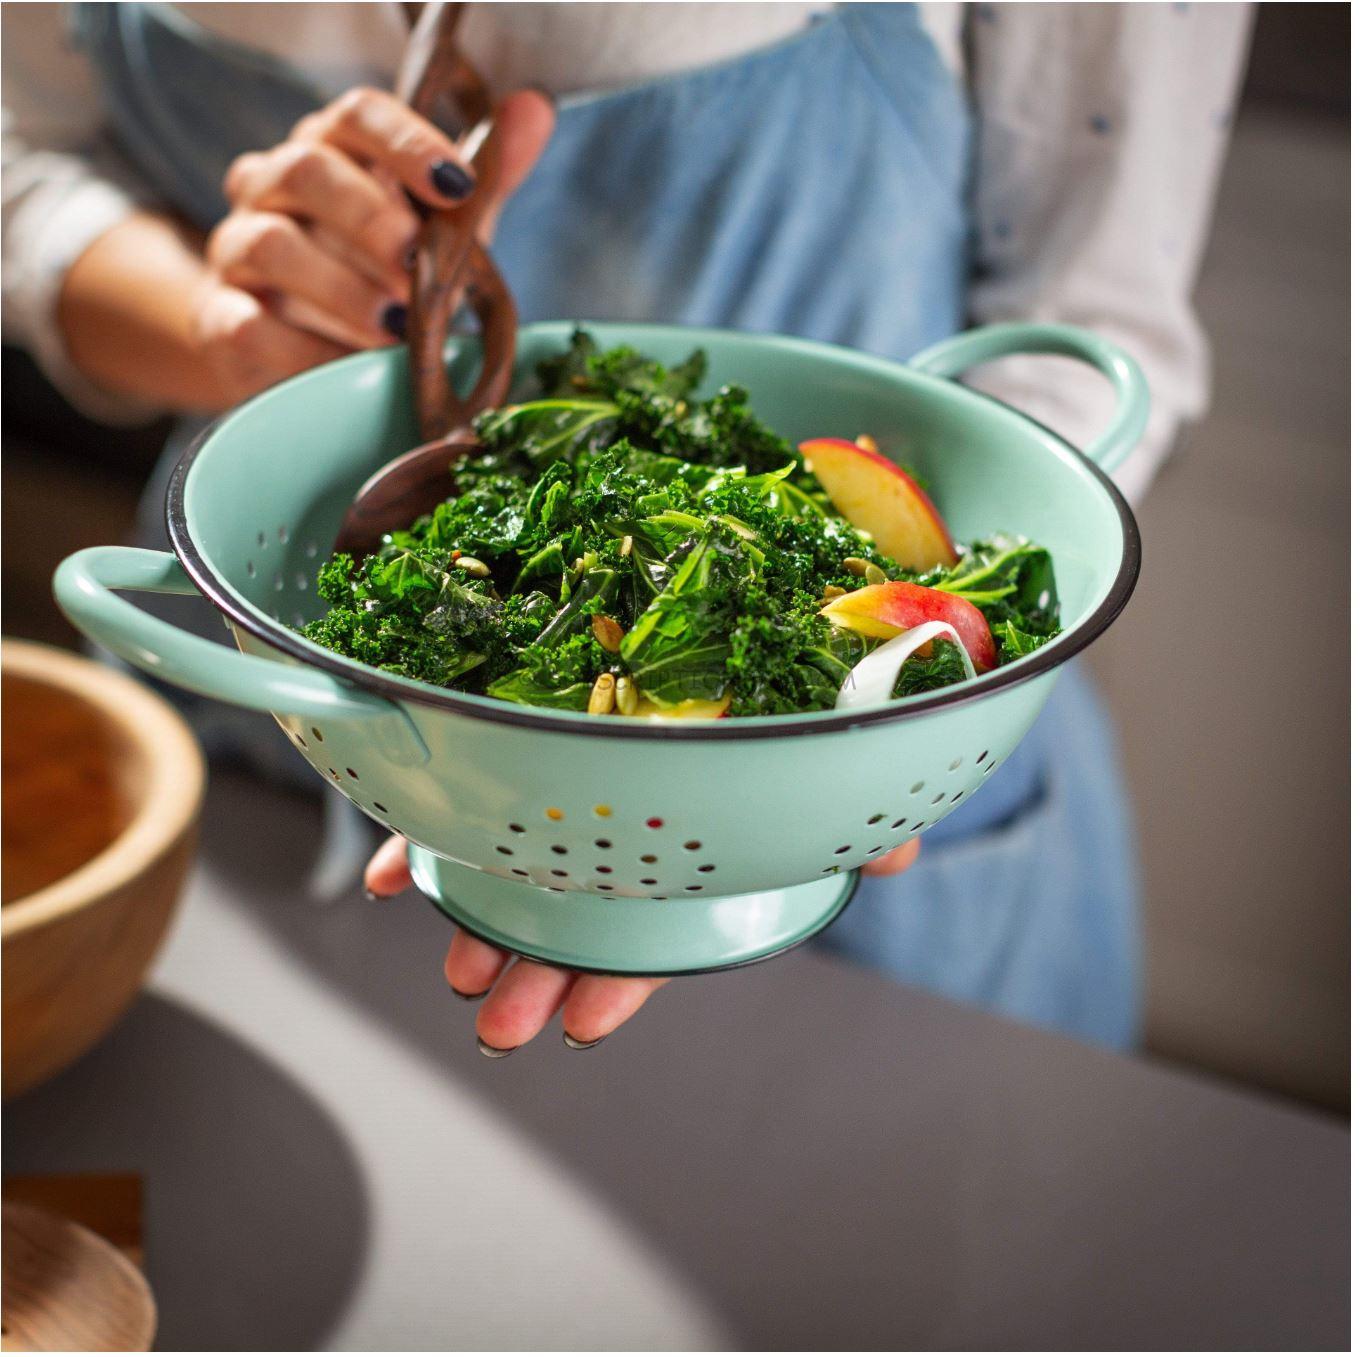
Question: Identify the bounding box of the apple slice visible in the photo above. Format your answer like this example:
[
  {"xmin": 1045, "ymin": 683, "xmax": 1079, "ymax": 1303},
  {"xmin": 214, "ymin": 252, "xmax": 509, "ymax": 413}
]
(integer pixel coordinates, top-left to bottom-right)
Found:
[
  {"xmin": 821, "ymin": 581, "xmax": 996, "ymax": 672},
  {"xmin": 800, "ymin": 437, "xmax": 957, "ymax": 571}
]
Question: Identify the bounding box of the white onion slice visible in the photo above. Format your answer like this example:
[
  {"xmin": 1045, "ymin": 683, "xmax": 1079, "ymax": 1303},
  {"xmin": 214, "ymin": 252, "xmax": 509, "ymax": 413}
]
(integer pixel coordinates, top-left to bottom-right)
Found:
[{"xmin": 834, "ymin": 621, "xmax": 977, "ymax": 711}]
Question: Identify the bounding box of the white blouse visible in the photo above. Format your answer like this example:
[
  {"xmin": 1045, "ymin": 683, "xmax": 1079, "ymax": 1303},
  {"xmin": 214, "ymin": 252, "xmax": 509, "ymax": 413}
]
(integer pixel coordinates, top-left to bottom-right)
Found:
[{"xmin": 0, "ymin": 2, "xmax": 1252, "ymax": 500}]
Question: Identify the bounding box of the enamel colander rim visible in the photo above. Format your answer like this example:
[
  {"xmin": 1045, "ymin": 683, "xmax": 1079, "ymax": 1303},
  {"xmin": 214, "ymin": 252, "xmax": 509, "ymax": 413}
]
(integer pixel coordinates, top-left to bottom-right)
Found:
[{"xmin": 165, "ymin": 332, "xmax": 1141, "ymax": 743}]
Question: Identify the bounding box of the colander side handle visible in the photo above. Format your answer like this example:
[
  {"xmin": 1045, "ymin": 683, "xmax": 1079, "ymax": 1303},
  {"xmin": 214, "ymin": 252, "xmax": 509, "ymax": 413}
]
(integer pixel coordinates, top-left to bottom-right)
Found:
[
  {"xmin": 907, "ymin": 323, "xmax": 1150, "ymax": 475},
  {"xmin": 53, "ymin": 546, "xmax": 429, "ymax": 767}
]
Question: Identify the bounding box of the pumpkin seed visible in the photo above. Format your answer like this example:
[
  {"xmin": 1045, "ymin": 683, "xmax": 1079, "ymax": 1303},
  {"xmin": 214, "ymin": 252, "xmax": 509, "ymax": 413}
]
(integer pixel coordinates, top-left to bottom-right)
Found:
[
  {"xmin": 591, "ymin": 614, "xmax": 624, "ymax": 653},
  {"xmin": 587, "ymin": 673, "xmax": 616, "ymax": 715}
]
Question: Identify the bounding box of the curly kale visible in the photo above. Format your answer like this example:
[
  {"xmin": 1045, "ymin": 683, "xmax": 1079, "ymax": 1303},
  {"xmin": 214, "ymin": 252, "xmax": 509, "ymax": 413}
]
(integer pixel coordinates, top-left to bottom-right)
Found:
[{"xmin": 302, "ymin": 331, "xmax": 1063, "ymax": 716}]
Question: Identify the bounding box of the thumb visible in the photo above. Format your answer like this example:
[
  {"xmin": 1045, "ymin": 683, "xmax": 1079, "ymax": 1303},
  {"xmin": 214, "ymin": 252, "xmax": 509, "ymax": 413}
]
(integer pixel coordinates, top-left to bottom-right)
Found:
[{"xmin": 479, "ymin": 88, "xmax": 556, "ymax": 241}]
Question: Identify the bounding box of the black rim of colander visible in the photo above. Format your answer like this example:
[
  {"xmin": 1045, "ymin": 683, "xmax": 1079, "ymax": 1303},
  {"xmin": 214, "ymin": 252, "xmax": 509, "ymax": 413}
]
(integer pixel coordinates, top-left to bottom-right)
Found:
[{"xmin": 166, "ymin": 374, "xmax": 1141, "ymax": 743}]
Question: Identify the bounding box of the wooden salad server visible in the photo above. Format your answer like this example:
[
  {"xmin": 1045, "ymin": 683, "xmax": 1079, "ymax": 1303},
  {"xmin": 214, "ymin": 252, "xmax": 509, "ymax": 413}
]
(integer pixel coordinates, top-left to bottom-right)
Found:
[{"xmin": 331, "ymin": 0, "xmax": 518, "ymax": 558}]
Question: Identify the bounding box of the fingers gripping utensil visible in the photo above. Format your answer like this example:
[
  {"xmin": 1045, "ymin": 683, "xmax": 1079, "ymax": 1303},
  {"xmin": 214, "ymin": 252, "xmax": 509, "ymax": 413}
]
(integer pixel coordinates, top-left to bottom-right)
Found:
[{"xmin": 332, "ymin": 1, "xmax": 517, "ymax": 558}]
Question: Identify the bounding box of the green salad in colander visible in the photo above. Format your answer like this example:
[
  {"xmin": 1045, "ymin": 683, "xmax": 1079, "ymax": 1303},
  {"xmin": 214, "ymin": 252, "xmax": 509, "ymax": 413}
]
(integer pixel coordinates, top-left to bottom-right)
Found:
[{"xmin": 303, "ymin": 332, "xmax": 1063, "ymax": 718}]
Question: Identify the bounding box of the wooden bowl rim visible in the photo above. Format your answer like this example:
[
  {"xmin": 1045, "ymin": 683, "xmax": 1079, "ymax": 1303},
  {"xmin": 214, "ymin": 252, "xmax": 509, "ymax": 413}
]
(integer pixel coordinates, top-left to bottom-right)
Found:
[
  {"xmin": 1, "ymin": 1200, "xmax": 157, "ymax": 1350},
  {"xmin": 2, "ymin": 639, "xmax": 205, "ymax": 937}
]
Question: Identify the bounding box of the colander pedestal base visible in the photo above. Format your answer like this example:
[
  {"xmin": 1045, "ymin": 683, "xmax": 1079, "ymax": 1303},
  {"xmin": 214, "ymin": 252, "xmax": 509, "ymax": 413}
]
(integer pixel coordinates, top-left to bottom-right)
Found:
[{"xmin": 408, "ymin": 848, "xmax": 859, "ymax": 976}]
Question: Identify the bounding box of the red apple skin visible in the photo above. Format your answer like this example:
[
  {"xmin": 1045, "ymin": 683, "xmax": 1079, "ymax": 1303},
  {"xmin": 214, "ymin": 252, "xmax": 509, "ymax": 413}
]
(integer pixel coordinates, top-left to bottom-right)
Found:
[
  {"xmin": 800, "ymin": 438, "xmax": 958, "ymax": 571},
  {"xmin": 822, "ymin": 582, "xmax": 997, "ymax": 672}
]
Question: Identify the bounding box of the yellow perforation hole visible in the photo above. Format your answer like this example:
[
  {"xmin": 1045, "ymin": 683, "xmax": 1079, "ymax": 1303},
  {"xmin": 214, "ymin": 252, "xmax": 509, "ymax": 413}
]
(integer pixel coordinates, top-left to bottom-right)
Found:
[
  {"xmin": 546, "ymin": 807, "xmax": 564, "ymax": 821},
  {"xmin": 594, "ymin": 804, "xmax": 613, "ymax": 818}
]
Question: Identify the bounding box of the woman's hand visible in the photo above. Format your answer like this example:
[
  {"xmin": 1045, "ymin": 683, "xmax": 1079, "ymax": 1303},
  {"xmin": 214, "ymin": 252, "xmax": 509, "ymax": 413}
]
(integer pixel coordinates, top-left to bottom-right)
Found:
[
  {"xmin": 200, "ymin": 87, "xmax": 554, "ymax": 406},
  {"xmin": 364, "ymin": 833, "xmax": 921, "ymax": 1056},
  {"xmin": 59, "ymin": 88, "xmax": 554, "ymax": 412}
]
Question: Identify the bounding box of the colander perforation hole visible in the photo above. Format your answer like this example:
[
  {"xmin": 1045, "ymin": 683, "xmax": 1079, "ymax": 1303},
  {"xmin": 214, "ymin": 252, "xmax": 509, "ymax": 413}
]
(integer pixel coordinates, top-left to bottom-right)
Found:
[
  {"xmin": 595, "ymin": 865, "xmax": 612, "ymax": 875},
  {"xmin": 834, "ymin": 844, "xmax": 852, "ymax": 856},
  {"xmin": 546, "ymin": 807, "xmax": 564, "ymax": 821},
  {"xmin": 697, "ymin": 864, "xmax": 716, "ymax": 874},
  {"xmin": 646, "ymin": 817, "xmax": 664, "ymax": 829},
  {"xmin": 256, "ymin": 530, "xmax": 267, "ymax": 548},
  {"xmin": 594, "ymin": 804, "xmax": 613, "ymax": 818},
  {"xmin": 304, "ymin": 539, "xmax": 318, "ymax": 558},
  {"xmin": 640, "ymin": 878, "xmax": 658, "ymax": 886},
  {"xmin": 512, "ymin": 868, "xmax": 529, "ymax": 877},
  {"xmin": 272, "ymin": 571, "xmax": 284, "ymax": 592},
  {"xmin": 548, "ymin": 886, "xmax": 566, "ymax": 894},
  {"xmin": 278, "ymin": 525, "xmax": 289, "ymax": 544},
  {"xmin": 295, "ymin": 572, "xmax": 310, "ymax": 592},
  {"xmin": 596, "ymin": 884, "xmax": 614, "ymax": 892},
  {"xmin": 640, "ymin": 854, "xmax": 657, "ymax": 864},
  {"xmin": 683, "ymin": 839, "xmax": 701, "ymax": 851},
  {"xmin": 594, "ymin": 838, "xmax": 612, "ymax": 850},
  {"xmin": 311, "ymin": 727, "xmax": 323, "ymax": 742},
  {"xmin": 951, "ymin": 791, "xmax": 964, "ymax": 804},
  {"xmin": 327, "ymin": 768, "xmax": 340, "ymax": 780},
  {"xmin": 346, "ymin": 768, "xmax": 358, "ymax": 779},
  {"xmin": 551, "ymin": 869, "xmax": 568, "ymax": 878},
  {"xmin": 496, "ymin": 846, "xmax": 513, "ymax": 856},
  {"xmin": 976, "ymin": 750, "xmax": 989, "ymax": 764},
  {"xmin": 911, "ymin": 821, "xmax": 925, "ymax": 832},
  {"xmin": 983, "ymin": 759, "xmax": 997, "ymax": 775},
  {"xmin": 931, "ymin": 791, "xmax": 946, "ymax": 805},
  {"xmin": 373, "ymin": 802, "xmax": 388, "ymax": 814},
  {"xmin": 867, "ymin": 813, "xmax": 886, "ymax": 825},
  {"xmin": 685, "ymin": 885, "xmax": 702, "ymax": 892},
  {"xmin": 509, "ymin": 823, "xmax": 525, "ymax": 834},
  {"xmin": 909, "ymin": 781, "xmax": 925, "ymax": 795},
  {"xmin": 551, "ymin": 845, "xmax": 568, "ymax": 855},
  {"xmin": 948, "ymin": 756, "xmax": 963, "ymax": 771},
  {"xmin": 246, "ymin": 560, "xmax": 256, "ymax": 577},
  {"xmin": 892, "ymin": 817, "xmax": 906, "ymax": 829},
  {"xmin": 867, "ymin": 846, "xmax": 883, "ymax": 856},
  {"xmin": 294, "ymin": 734, "xmax": 308, "ymax": 749},
  {"xmin": 652, "ymin": 896, "xmax": 668, "ymax": 901}
]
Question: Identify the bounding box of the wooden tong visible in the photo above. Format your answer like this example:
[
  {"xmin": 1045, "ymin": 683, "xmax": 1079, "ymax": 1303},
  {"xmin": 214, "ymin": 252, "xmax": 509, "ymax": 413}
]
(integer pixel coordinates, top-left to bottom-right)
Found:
[{"xmin": 332, "ymin": 0, "xmax": 517, "ymax": 556}]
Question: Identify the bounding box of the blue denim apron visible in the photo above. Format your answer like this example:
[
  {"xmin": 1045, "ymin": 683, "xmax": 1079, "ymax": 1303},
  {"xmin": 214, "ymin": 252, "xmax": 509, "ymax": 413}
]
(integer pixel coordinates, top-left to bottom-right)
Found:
[{"xmin": 72, "ymin": 1, "xmax": 1139, "ymax": 1047}]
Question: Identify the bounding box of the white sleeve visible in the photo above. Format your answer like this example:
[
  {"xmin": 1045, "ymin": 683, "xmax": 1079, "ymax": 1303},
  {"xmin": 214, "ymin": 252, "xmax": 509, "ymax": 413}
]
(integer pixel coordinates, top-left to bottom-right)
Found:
[
  {"xmin": 1, "ymin": 3, "xmax": 163, "ymax": 424},
  {"xmin": 963, "ymin": 2, "xmax": 1253, "ymax": 500}
]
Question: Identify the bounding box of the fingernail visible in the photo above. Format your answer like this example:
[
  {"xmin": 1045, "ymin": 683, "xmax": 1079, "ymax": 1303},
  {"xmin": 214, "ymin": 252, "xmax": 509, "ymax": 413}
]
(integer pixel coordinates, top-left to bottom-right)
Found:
[
  {"xmin": 451, "ymin": 985, "xmax": 490, "ymax": 1002},
  {"xmin": 364, "ymin": 889, "xmax": 379, "ymax": 901},
  {"xmin": 430, "ymin": 159, "xmax": 475, "ymax": 200},
  {"xmin": 381, "ymin": 302, "xmax": 408, "ymax": 339},
  {"xmin": 563, "ymin": 1032, "xmax": 604, "ymax": 1051},
  {"xmin": 476, "ymin": 1037, "xmax": 514, "ymax": 1059}
]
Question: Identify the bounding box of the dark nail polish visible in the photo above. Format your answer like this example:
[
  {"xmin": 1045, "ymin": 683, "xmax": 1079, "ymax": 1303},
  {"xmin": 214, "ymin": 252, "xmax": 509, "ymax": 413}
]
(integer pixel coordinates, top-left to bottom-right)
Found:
[
  {"xmin": 430, "ymin": 159, "xmax": 475, "ymax": 200},
  {"xmin": 451, "ymin": 985, "xmax": 490, "ymax": 1002},
  {"xmin": 381, "ymin": 302, "xmax": 408, "ymax": 339},
  {"xmin": 477, "ymin": 1037, "xmax": 514, "ymax": 1059},
  {"xmin": 563, "ymin": 1032, "xmax": 604, "ymax": 1051}
]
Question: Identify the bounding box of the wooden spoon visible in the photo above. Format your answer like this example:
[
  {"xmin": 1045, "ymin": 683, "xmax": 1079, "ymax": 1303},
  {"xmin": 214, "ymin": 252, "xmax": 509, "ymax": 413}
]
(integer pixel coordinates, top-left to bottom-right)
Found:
[
  {"xmin": 331, "ymin": 1, "xmax": 517, "ymax": 559},
  {"xmin": 1, "ymin": 1201, "xmax": 156, "ymax": 1351}
]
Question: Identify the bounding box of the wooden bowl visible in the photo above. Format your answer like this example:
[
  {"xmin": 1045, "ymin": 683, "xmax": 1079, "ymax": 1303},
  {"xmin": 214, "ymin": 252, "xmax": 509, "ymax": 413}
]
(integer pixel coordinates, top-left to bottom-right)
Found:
[
  {"xmin": 2, "ymin": 640, "xmax": 204, "ymax": 1099},
  {"xmin": 1, "ymin": 1201, "xmax": 156, "ymax": 1350}
]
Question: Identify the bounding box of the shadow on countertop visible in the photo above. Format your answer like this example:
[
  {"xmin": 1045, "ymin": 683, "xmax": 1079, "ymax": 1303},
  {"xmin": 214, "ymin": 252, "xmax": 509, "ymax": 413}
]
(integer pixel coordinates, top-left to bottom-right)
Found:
[{"xmin": 2, "ymin": 992, "xmax": 371, "ymax": 1352}]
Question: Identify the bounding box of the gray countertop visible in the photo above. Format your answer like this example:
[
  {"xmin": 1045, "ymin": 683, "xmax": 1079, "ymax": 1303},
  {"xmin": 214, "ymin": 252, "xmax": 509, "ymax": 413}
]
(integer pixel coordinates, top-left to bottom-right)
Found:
[{"xmin": 4, "ymin": 772, "xmax": 1349, "ymax": 1350}]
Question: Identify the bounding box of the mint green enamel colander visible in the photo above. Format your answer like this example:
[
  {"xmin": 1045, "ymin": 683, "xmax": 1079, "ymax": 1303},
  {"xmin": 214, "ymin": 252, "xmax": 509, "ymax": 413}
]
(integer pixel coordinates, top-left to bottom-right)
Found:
[{"xmin": 54, "ymin": 322, "xmax": 1144, "ymax": 974}]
